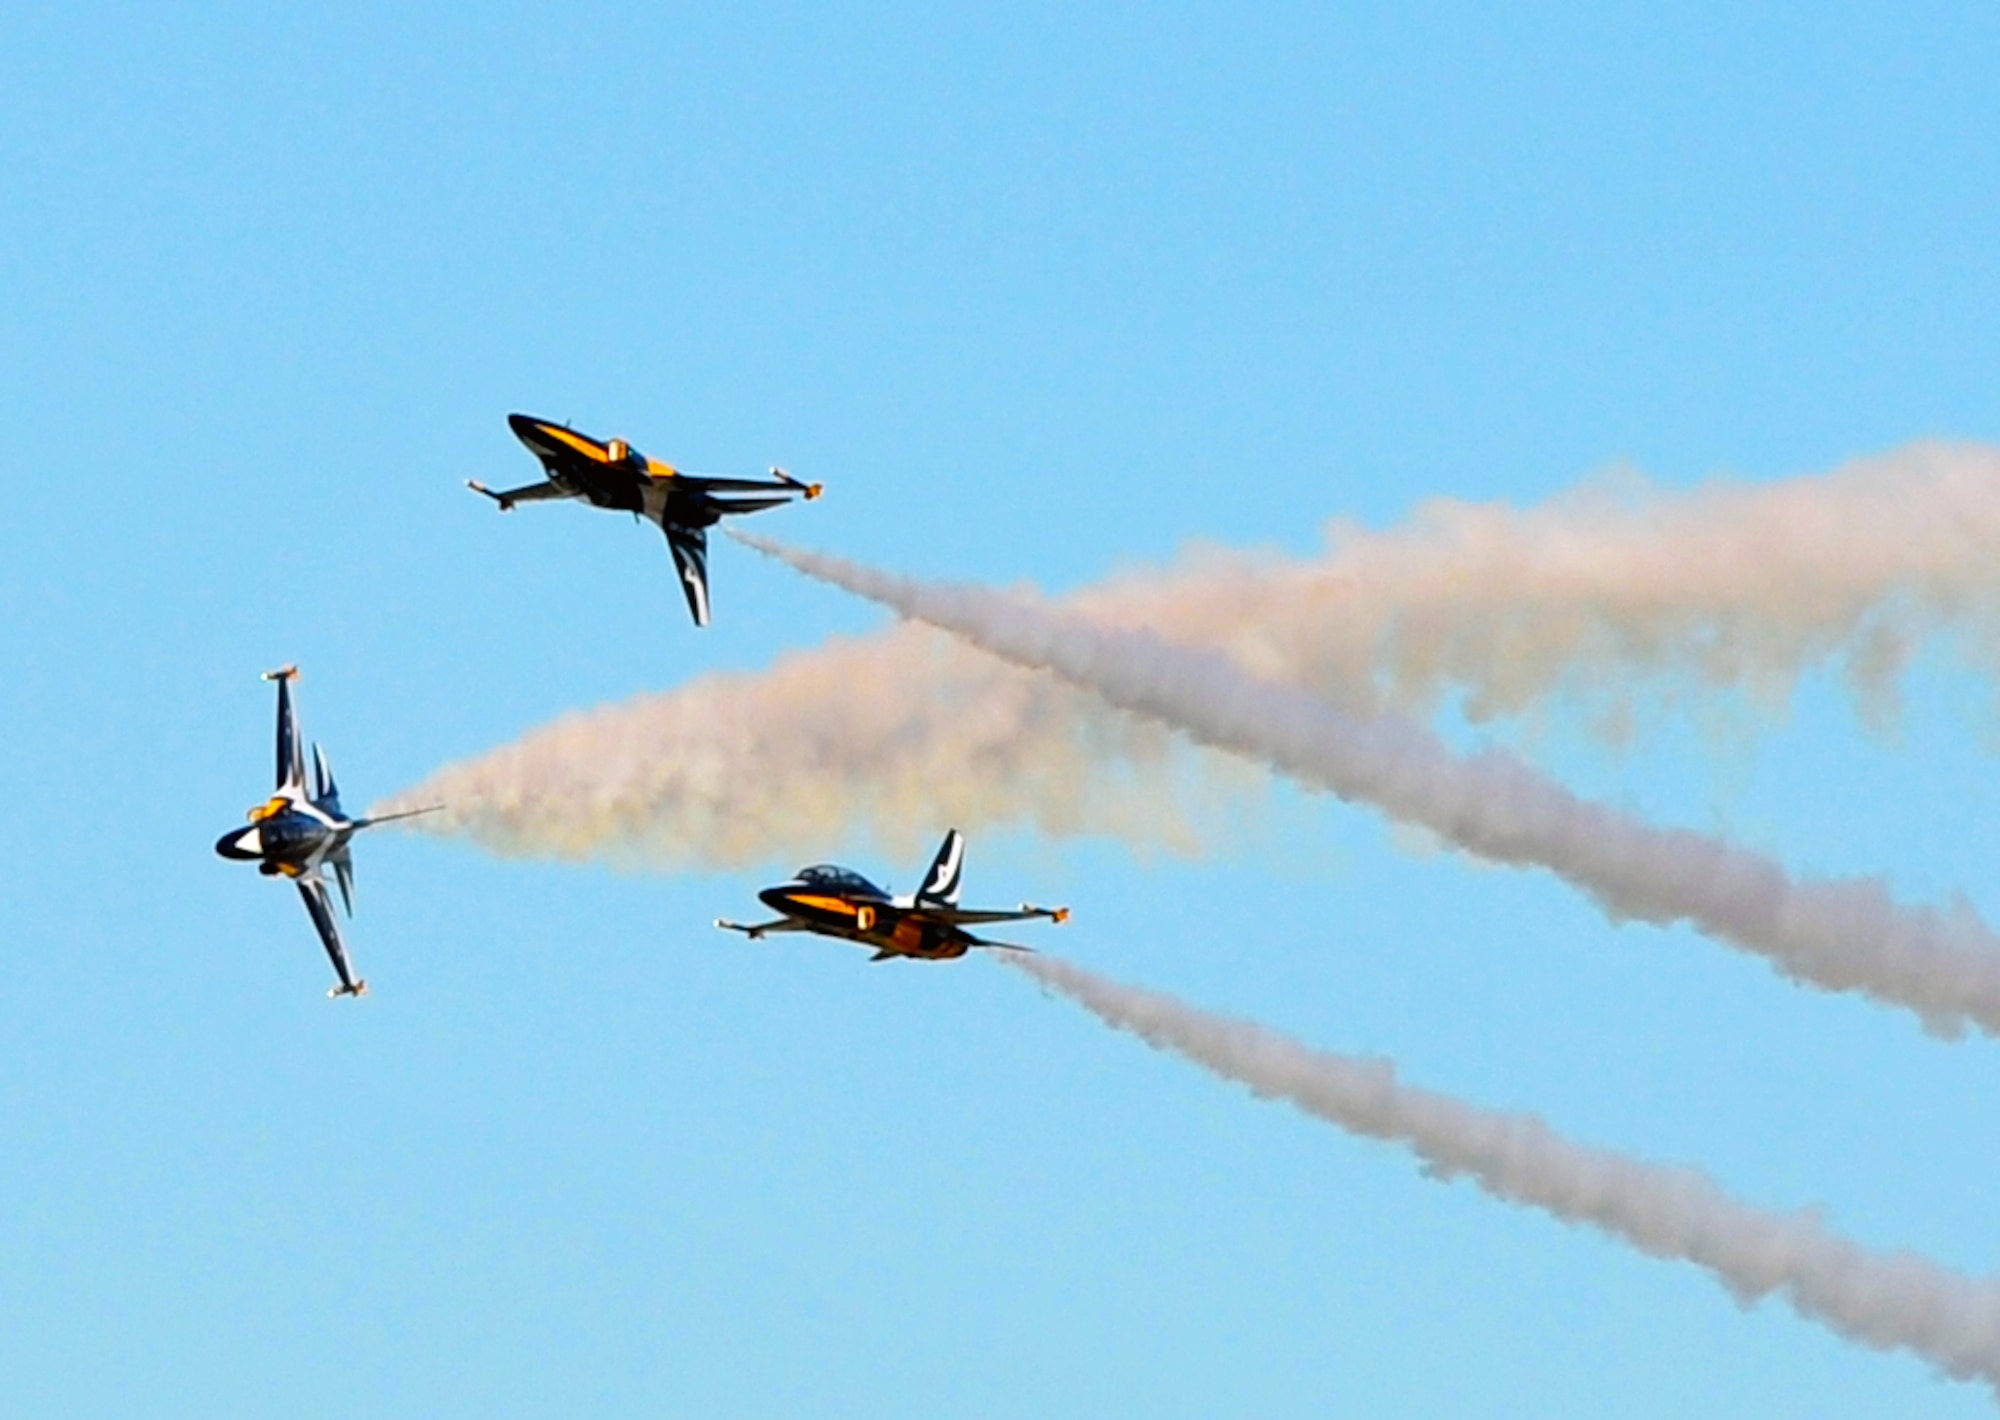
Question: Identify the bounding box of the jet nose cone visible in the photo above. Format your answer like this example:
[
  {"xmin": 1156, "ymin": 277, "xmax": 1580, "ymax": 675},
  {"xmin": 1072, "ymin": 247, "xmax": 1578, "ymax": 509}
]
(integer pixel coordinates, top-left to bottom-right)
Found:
[
  {"xmin": 758, "ymin": 887, "xmax": 794, "ymax": 913},
  {"xmin": 215, "ymin": 826, "xmax": 262, "ymax": 860},
  {"xmin": 507, "ymin": 412, "xmax": 552, "ymax": 447}
]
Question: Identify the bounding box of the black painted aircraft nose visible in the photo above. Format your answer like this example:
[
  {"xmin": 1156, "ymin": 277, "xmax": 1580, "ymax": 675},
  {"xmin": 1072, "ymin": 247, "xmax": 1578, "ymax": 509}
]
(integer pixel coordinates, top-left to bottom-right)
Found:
[{"xmin": 215, "ymin": 828, "xmax": 258, "ymax": 860}]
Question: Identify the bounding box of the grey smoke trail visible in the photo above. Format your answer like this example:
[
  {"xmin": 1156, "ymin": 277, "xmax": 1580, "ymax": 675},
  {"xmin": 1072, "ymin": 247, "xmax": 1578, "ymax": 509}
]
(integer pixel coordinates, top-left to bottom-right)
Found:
[
  {"xmin": 377, "ymin": 624, "xmax": 1221, "ymax": 868},
  {"xmin": 382, "ymin": 446, "xmax": 2000, "ymax": 870},
  {"xmin": 1164, "ymin": 441, "xmax": 2000, "ymax": 731},
  {"xmin": 1005, "ymin": 951, "xmax": 2000, "ymax": 1392},
  {"xmin": 742, "ymin": 533, "xmax": 2000, "ymax": 1037}
]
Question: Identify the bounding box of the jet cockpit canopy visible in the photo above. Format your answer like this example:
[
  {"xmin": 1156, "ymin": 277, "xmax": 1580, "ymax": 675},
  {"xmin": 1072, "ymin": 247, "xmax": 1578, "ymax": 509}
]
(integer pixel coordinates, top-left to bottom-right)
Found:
[{"xmin": 795, "ymin": 864, "xmax": 888, "ymax": 899}]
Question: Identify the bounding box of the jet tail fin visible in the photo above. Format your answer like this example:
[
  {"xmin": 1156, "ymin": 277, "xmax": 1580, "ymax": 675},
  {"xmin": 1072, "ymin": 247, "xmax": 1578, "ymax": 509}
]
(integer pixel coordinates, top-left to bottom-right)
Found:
[
  {"xmin": 332, "ymin": 851, "xmax": 355, "ymax": 916},
  {"xmin": 311, "ymin": 743, "xmax": 340, "ymax": 807},
  {"xmin": 664, "ymin": 524, "xmax": 712, "ymax": 627},
  {"xmin": 915, "ymin": 828, "xmax": 965, "ymax": 908}
]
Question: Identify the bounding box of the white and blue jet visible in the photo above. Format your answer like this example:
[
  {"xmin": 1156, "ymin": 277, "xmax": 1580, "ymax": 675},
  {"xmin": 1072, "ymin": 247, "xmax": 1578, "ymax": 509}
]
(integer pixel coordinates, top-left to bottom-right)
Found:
[{"xmin": 214, "ymin": 666, "xmax": 437, "ymax": 998}]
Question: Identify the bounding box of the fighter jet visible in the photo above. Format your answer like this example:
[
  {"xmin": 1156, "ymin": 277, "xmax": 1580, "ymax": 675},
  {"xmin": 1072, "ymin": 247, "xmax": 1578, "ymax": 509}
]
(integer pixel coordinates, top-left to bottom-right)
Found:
[
  {"xmin": 468, "ymin": 413, "xmax": 822, "ymax": 627},
  {"xmin": 214, "ymin": 667, "xmax": 437, "ymax": 998},
  {"xmin": 716, "ymin": 829, "xmax": 1068, "ymax": 961}
]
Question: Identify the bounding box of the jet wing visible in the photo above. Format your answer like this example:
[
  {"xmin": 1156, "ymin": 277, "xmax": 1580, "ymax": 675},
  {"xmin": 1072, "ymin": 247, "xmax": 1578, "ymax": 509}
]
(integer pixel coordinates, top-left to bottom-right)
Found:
[
  {"xmin": 715, "ymin": 917, "xmax": 811, "ymax": 939},
  {"xmin": 468, "ymin": 479, "xmax": 568, "ymax": 510},
  {"xmin": 296, "ymin": 877, "xmax": 364, "ymax": 997},
  {"xmin": 681, "ymin": 468, "xmax": 821, "ymax": 500},
  {"xmin": 273, "ymin": 672, "xmax": 305, "ymax": 791},
  {"xmin": 663, "ymin": 523, "xmax": 712, "ymax": 627},
  {"xmin": 684, "ymin": 474, "xmax": 804, "ymax": 494},
  {"xmin": 925, "ymin": 905, "xmax": 1067, "ymax": 926}
]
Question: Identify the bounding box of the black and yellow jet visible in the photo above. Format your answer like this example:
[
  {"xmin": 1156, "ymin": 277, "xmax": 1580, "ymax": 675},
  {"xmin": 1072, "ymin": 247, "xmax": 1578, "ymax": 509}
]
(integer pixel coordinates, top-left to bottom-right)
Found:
[
  {"xmin": 716, "ymin": 829, "xmax": 1068, "ymax": 962},
  {"xmin": 469, "ymin": 413, "xmax": 822, "ymax": 627}
]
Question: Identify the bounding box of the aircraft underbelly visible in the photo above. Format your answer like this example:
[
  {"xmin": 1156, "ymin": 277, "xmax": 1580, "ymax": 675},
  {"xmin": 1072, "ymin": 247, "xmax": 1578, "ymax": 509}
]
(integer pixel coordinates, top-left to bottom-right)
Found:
[
  {"xmin": 890, "ymin": 918, "xmax": 968, "ymax": 959},
  {"xmin": 564, "ymin": 463, "xmax": 643, "ymax": 513},
  {"xmin": 658, "ymin": 487, "xmax": 720, "ymax": 528},
  {"xmin": 257, "ymin": 818, "xmax": 322, "ymax": 860}
]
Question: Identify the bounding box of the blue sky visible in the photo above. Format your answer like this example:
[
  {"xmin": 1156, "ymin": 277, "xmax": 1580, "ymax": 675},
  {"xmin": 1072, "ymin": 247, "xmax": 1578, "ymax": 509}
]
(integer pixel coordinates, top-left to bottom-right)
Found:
[{"xmin": 5, "ymin": 3, "xmax": 2000, "ymax": 1415}]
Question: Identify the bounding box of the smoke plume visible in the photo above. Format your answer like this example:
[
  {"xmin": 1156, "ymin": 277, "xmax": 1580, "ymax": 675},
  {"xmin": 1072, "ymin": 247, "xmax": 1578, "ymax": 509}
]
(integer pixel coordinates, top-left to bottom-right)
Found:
[
  {"xmin": 379, "ymin": 624, "xmax": 1219, "ymax": 868},
  {"xmin": 743, "ymin": 534, "xmax": 2000, "ymax": 1037},
  {"xmin": 1157, "ymin": 441, "xmax": 2000, "ymax": 731},
  {"xmin": 382, "ymin": 445, "xmax": 2000, "ymax": 870},
  {"xmin": 1007, "ymin": 951, "xmax": 2000, "ymax": 1392}
]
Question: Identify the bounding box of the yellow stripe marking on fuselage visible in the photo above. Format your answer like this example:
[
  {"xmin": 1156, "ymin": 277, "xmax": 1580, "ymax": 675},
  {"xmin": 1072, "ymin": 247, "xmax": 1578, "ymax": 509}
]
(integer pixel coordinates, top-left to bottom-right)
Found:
[
  {"xmin": 539, "ymin": 423, "xmax": 612, "ymax": 462},
  {"xmin": 791, "ymin": 894, "xmax": 862, "ymax": 917}
]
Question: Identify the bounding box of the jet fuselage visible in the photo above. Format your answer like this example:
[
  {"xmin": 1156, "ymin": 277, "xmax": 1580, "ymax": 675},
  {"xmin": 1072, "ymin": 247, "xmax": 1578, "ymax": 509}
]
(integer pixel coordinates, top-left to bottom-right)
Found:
[
  {"xmin": 508, "ymin": 413, "xmax": 673, "ymax": 522},
  {"xmin": 756, "ymin": 882, "xmax": 977, "ymax": 960},
  {"xmin": 215, "ymin": 796, "xmax": 353, "ymax": 878},
  {"xmin": 482, "ymin": 413, "xmax": 817, "ymax": 627},
  {"xmin": 717, "ymin": 831, "xmax": 1064, "ymax": 963}
]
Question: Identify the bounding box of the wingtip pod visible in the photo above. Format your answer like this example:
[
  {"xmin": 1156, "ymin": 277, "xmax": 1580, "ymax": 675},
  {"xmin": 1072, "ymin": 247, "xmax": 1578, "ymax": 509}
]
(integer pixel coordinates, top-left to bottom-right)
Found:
[
  {"xmin": 262, "ymin": 664, "xmax": 299, "ymax": 682},
  {"xmin": 1020, "ymin": 903, "xmax": 1070, "ymax": 923},
  {"xmin": 1052, "ymin": 907, "xmax": 1070, "ymax": 924},
  {"xmin": 467, "ymin": 479, "xmax": 514, "ymax": 511},
  {"xmin": 327, "ymin": 978, "xmax": 369, "ymax": 1000},
  {"xmin": 772, "ymin": 467, "xmax": 823, "ymax": 500}
]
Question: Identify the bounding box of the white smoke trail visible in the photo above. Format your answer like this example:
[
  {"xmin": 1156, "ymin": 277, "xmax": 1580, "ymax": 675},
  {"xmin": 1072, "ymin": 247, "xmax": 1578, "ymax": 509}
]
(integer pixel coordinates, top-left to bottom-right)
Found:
[
  {"xmin": 378, "ymin": 624, "xmax": 1223, "ymax": 868},
  {"xmin": 382, "ymin": 445, "xmax": 2000, "ymax": 869},
  {"xmin": 1007, "ymin": 951, "xmax": 2000, "ymax": 1393},
  {"xmin": 742, "ymin": 534, "xmax": 2000, "ymax": 1037},
  {"xmin": 1073, "ymin": 441, "xmax": 2000, "ymax": 734}
]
